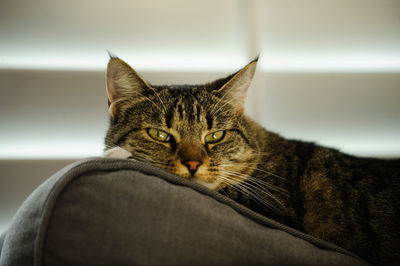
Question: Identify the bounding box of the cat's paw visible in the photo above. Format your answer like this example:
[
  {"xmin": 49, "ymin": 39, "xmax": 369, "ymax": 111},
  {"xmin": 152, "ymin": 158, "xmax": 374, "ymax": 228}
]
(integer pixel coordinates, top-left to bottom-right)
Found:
[{"xmin": 103, "ymin": 147, "xmax": 133, "ymax": 159}]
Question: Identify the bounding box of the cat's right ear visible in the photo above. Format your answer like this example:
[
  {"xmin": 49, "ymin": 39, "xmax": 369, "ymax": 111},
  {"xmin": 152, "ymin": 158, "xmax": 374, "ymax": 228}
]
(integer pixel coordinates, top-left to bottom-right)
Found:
[
  {"xmin": 106, "ymin": 57, "xmax": 150, "ymax": 116},
  {"xmin": 214, "ymin": 57, "xmax": 258, "ymax": 114}
]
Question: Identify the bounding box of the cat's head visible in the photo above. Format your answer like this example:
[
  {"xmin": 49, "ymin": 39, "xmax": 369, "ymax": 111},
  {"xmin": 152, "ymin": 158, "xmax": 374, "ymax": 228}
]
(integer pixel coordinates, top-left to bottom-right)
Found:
[{"xmin": 105, "ymin": 57, "xmax": 260, "ymax": 190}]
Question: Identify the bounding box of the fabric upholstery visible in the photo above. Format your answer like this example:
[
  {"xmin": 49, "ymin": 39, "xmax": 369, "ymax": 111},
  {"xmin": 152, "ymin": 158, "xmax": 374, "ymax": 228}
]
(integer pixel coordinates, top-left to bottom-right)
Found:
[{"xmin": 0, "ymin": 158, "xmax": 369, "ymax": 266}]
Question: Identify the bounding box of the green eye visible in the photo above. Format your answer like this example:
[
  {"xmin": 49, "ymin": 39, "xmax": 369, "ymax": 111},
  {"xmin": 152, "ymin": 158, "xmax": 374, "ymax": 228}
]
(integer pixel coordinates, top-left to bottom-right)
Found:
[
  {"xmin": 205, "ymin": 130, "xmax": 225, "ymax": 143},
  {"xmin": 147, "ymin": 128, "xmax": 171, "ymax": 142}
]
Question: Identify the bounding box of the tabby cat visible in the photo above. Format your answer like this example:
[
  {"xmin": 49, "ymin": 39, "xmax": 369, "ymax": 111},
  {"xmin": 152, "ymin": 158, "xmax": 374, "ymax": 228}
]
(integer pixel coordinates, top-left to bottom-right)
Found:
[{"xmin": 104, "ymin": 56, "xmax": 400, "ymax": 265}]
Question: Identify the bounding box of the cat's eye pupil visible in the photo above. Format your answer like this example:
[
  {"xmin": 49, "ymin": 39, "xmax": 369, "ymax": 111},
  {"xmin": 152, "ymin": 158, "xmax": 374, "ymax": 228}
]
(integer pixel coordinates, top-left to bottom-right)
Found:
[
  {"xmin": 205, "ymin": 130, "xmax": 225, "ymax": 143},
  {"xmin": 148, "ymin": 128, "xmax": 170, "ymax": 142}
]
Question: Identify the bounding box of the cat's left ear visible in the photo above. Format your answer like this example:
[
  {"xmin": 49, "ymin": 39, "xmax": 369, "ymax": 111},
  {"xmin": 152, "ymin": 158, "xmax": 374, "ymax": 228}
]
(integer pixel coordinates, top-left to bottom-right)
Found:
[{"xmin": 216, "ymin": 57, "xmax": 258, "ymax": 113}]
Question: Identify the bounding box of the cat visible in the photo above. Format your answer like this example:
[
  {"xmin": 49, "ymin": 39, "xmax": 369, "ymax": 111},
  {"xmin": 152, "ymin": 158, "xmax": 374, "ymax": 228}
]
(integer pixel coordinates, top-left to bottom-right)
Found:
[{"xmin": 104, "ymin": 56, "xmax": 400, "ymax": 265}]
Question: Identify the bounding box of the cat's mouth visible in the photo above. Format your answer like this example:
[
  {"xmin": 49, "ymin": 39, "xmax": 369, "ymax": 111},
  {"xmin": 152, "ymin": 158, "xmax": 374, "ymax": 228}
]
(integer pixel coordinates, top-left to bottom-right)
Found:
[
  {"xmin": 153, "ymin": 158, "xmax": 249, "ymax": 191},
  {"xmin": 191, "ymin": 175, "xmax": 223, "ymax": 190},
  {"xmin": 173, "ymin": 168, "xmax": 223, "ymax": 190}
]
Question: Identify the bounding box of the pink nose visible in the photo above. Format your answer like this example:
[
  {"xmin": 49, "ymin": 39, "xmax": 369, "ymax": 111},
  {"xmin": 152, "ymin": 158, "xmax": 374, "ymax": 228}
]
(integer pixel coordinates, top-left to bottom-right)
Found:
[
  {"xmin": 182, "ymin": 160, "xmax": 202, "ymax": 175},
  {"xmin": 185, "ymin": 161, "xmax": 201, "ymax": 171}
]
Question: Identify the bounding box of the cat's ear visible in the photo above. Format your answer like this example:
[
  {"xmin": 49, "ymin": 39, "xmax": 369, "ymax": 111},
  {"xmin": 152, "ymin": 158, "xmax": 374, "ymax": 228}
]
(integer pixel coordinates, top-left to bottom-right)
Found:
[
  {"xmin": 106, "ymin": 57, "xmax": 150, "ymax": 116},
  {"xmin": 215, "ymin": 57, "xmax": 258, "ymax": 113}
]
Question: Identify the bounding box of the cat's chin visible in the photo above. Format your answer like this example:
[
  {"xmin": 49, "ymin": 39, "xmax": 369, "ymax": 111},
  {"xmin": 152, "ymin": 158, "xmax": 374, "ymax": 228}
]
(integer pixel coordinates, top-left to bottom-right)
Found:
[{"xmin": 193, "ymin": 178, "xmax": 222, "ymax": 191}]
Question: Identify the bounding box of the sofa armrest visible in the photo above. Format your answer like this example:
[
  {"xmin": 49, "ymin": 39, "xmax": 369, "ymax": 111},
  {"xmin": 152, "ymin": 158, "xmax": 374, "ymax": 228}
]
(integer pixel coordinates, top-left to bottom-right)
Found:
[{"xmin": 0, "ymin": 158, "xmax": 369, "ymax": 266}]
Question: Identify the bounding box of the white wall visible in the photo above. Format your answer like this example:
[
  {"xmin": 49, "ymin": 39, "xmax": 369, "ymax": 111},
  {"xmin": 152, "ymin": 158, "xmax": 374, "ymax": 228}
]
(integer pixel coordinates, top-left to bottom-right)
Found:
[
  {"xmin": 258, "ymin": 0, "xmax": 400, "ymax": 71},
  {"xmin": 1, "ymin": 0, "xmax": 399, "ymax": 232}
]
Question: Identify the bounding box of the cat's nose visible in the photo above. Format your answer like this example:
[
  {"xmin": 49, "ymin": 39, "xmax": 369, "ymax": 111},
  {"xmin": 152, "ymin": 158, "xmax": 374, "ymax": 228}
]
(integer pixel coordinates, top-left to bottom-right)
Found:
[{"xmin": 182, "ymin": 160, "xmax": 202, "ymax": 176}]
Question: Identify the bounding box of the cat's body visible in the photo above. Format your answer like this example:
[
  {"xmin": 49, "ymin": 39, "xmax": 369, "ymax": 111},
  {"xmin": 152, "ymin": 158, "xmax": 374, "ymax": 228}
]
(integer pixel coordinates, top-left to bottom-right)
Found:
[
  {"xmin": 104, "ymin": 57, "xmax": 400, "ymax": 265},
  {"xmin": 223, "ymin": 123, "xmax": 400, "ymax": 264}
]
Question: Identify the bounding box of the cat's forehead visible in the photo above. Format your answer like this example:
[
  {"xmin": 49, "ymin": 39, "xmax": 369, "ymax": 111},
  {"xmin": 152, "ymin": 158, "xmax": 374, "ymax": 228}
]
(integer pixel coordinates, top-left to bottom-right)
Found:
[
  {"xmin": 155, "ymin": 84, "xmax": 209, "ymax": 97},
  {"xmin": 166, "ymin": 89, "xmax": 209, "ymax": 131},
  {"xmin": 149, "ymin": 85, "xmax": 225, "ymax": 134},
  {"xmin": 160, "ymin": 84, "xmax": 202, "ymax": 90},
  {"xmin": 155, "ymin": 85, "xmax": 215, "ymax": 107}
]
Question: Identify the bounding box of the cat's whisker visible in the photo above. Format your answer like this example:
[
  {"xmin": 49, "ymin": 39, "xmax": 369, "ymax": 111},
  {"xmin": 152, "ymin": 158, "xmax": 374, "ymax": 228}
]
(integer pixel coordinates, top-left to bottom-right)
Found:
[
  {"xmin": 130, "ymin": 91, "xmax": 163, "ymax": 112},
  {"xmin": 221, "ymin": 168, "xmax": 287, "ymax": 193},
  {"xmin": 219, "ymin": 172, "xmax": 283, "ymax": 201},
  {"xmin": 220, "ymin": 171, "xmax": 286, "ymax": 208},
  {"xmin": 211, "ymin": 107, "xmax": 231, "ymax": 117},
  {"xmin": 148, "ymin": 86, "xmax": 168, "ymax": 113},
  {"xmin": 222, "ymin": 169, "xmax": 289, "ymax": 196},
  {"xmin": 221, "ymin": 172, "xmax": 276, "ymax": 199},
  {"xmin": 218, "ymin": 174, "xmax": 284, "ymax": 214},
  {"xmin": 217, "ymin": 175, "xmax": 271, "ymax": 208},
  {"xmin": 218, "ymin": 164, "xmax": 286, "ymax": 180},
  {"xmin": 245, "ymin": 177, "xmax": 289, "ymax": 196},
  {"xmin": 209, "ymin": 94, "xmax": 226, "ymax": 116}
]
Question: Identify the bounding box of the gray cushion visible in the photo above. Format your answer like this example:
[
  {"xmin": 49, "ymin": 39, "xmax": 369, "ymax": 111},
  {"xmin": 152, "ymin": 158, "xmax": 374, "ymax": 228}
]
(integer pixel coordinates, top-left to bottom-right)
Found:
[
  {"xmin": 0, "ymin": 231, "xmax": 5, "ymax": 258},
  {"xmin": 0, "ymin": 158, "xmax": 369, "ymax": 266}
]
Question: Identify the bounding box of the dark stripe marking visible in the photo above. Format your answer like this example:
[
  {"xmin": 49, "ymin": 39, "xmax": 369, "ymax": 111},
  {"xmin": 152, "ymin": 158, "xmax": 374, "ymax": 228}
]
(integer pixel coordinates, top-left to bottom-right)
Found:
[
  {"xmin": 178, "ymin": 104, "xmax": 183, "ymax": 119},
  {"xmin": 117, "ymin": 128, "xmax": 140, "ymax": 145},
  {"xmin": 206, "ymin": 113, "xmax": 213, "ymax": 130},
  {"xmin": 230, "ymin": 129, "xmax": 250, "ymax": 145},
  {"xmin": 196, "ymin": 104, "xmax": 201, "ymax": 122}
]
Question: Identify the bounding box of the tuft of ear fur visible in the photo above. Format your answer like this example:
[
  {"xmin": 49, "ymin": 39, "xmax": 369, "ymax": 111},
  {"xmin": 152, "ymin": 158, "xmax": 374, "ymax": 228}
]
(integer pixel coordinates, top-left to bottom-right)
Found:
[
  {"xmin": 106, "ymin": 57, "xmax": 151, "ymax": 116},
  {"xmin": 215, "ymin": 57, "xmax": 258, "ymax": 113}
]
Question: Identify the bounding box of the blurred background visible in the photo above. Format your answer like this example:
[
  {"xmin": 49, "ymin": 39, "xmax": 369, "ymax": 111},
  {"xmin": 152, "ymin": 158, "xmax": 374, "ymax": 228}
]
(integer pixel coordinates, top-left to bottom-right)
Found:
[{"xmin": 0, "ymin": 0, "xmax": 399, "ymax": 232}]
